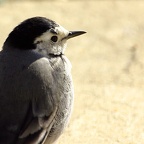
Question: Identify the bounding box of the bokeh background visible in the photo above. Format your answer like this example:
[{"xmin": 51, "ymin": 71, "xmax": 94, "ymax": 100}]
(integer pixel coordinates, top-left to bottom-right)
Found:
[{"xmin": 1, "ymin": 0, "xmax": 144, "ymax": 143}]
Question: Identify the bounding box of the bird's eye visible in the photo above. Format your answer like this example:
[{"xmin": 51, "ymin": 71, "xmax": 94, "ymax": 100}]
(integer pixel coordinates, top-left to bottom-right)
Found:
[{"xmin": 51, "ymin": 36, "xmax": 58, "ymax": 42}]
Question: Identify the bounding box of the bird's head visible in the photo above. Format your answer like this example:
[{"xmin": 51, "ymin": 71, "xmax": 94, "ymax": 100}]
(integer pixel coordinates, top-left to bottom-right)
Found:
[{"xmin": 3, "ymin": 17, "xmax": 86, "ymax": 56}]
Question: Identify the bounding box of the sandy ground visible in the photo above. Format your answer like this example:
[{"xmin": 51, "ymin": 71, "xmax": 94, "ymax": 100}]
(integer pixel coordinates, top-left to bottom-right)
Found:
[{"xmin": 1, "ymin": 1, "xmax": 144, "ymax": 144}]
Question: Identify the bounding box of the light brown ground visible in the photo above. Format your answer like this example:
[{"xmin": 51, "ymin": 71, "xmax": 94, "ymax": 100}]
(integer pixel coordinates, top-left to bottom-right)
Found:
[{"xmin": 0, "ymin": 1, "xmax": 144, "ymax": 144}]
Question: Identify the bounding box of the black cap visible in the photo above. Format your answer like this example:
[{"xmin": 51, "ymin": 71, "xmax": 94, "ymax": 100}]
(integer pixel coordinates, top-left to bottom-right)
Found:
[{"xmin": 3, "ymin": 17, "xmax": 59, "ymax": 50}]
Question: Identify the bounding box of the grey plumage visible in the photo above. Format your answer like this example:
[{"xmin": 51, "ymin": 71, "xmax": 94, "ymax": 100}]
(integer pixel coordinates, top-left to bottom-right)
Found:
[{"xmin": 0, "ymin": 17, "xmax": 85, "ymax": 144}]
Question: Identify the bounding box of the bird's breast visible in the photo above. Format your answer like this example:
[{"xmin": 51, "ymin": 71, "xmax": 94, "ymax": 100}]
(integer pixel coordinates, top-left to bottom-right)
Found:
[
  {"xmin": 49, "ymin": 55, "xmax": 72, "ymax": 73},
  {"xmin": 49, "ymin": 55, "xmax": 74, "ymax": 131}
]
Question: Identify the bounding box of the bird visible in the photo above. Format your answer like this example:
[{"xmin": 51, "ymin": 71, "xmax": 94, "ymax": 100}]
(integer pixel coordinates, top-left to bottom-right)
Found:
[{"xmin": 0, "ymin": 16, "xmax": 86, "ymax": 144}]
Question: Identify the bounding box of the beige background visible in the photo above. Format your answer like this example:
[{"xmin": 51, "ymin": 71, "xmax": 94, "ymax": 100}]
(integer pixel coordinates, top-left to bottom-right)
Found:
[{"xmin": 0, "ymin": 1, "xmax": 144, "ymax": 144}]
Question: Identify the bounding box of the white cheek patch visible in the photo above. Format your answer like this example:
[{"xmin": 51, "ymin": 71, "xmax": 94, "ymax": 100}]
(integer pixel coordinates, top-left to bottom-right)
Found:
[
  {"xmin": 34, "ymin": 25, "xmax": 69, "ymax": 44},
  {"xmin": 34, "ymin": 31, "xmax": 52, "ymax": 44}
]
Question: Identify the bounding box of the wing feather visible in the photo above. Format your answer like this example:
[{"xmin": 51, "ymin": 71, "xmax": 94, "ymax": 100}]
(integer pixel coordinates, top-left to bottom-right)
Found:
[{"xmin": 15, "ymin": 57, "xmax": 57, "ymax": 144}]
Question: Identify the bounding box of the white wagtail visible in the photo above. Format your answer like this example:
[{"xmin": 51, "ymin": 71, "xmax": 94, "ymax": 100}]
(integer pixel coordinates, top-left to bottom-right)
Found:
[{"xmin": 0, "ymin": 17, "xmax": 86, "ymax": 144}]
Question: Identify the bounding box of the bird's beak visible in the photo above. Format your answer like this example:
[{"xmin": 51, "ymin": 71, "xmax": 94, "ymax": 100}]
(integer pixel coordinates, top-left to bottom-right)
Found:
[{"xmin": 66, "ymin": 31, "xmax": 86, "ymax": 40}]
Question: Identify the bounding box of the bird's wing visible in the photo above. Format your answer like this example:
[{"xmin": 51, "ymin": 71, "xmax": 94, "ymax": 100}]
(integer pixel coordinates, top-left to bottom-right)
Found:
[{"xmin": 15, "ymin": 57, "xmax": 58, "ymax": 144}]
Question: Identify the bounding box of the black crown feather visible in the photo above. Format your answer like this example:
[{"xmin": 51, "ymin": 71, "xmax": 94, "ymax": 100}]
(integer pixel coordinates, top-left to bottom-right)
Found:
[{"xmin": 3, "ymin": 17, "xmax": 59, "ymax": 50}]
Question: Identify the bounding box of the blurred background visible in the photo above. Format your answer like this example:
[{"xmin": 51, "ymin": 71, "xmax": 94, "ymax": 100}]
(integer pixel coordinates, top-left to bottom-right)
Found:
[{"xmin": 1, "ymin": 0, "xmax": 144, "ymax": 143}]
